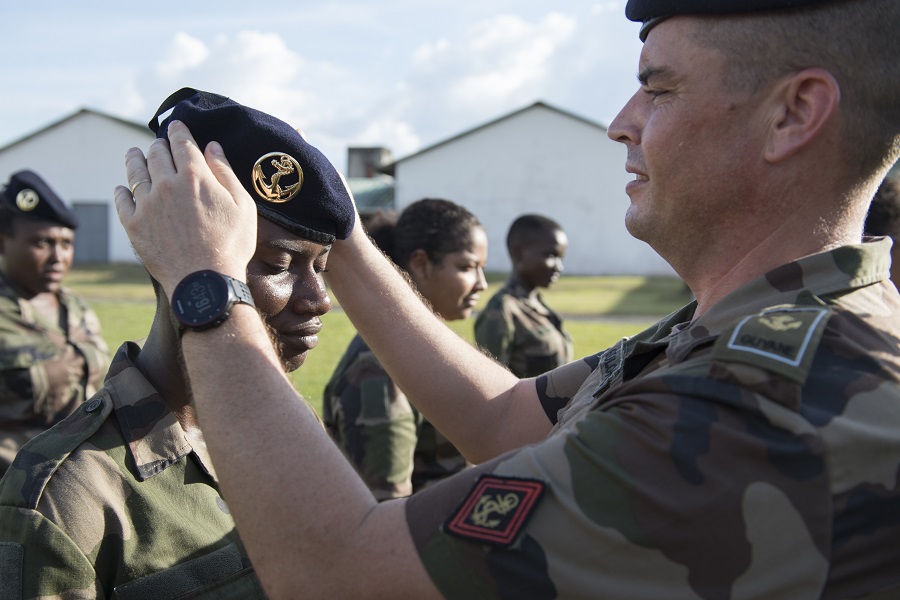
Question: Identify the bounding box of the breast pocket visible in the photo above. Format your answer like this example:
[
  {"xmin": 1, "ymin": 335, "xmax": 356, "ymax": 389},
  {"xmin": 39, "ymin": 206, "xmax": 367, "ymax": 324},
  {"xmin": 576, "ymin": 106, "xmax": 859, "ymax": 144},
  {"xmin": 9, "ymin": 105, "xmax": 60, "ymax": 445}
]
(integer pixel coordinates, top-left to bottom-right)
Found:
[
  {"xmin": 111, "ymin": 544, "xmax": 267, "ymax": 600},
  {"xmin": 0, "ymin": 340, "xmax": 56, "ymax": 416}
]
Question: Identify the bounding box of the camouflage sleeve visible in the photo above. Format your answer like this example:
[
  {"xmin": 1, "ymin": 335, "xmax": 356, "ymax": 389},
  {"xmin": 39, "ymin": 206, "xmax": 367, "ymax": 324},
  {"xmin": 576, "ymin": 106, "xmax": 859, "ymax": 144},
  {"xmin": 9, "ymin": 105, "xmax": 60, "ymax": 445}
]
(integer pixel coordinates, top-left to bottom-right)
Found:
[
  {"xmin": 0, "ymin": 505, "xmax": 100, "ymax": 598},
  {"xmin": 405, "ymin": 374, "xmax": 834, "ymax": 599},
  {"xmin": 67, "ymin": 297, "xmax": 110, "ymax": 396},
  {"xmin": 474, "ymin": 298, "xmax": 514, "ymax": 367},
  {"xmin": 326, "ymin": 357, "xmax": 419, "ymax": 501}
]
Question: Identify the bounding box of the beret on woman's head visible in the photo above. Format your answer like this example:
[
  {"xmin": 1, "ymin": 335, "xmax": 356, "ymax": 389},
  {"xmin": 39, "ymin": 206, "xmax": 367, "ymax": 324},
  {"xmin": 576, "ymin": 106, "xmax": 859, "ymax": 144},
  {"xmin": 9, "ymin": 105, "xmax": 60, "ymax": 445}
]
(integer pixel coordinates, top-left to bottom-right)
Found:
[{"xmin": 149, "ymin": 87, "xmax": 355, "ymax": 244}]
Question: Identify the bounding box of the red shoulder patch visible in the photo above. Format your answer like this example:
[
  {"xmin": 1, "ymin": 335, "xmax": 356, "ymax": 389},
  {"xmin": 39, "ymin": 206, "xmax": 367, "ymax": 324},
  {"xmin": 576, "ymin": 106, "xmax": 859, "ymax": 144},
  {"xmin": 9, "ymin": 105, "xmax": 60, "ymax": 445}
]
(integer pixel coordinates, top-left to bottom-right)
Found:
[{"xmin": 443, "ymin": 475, "xmax": 545, "ymax": 547}]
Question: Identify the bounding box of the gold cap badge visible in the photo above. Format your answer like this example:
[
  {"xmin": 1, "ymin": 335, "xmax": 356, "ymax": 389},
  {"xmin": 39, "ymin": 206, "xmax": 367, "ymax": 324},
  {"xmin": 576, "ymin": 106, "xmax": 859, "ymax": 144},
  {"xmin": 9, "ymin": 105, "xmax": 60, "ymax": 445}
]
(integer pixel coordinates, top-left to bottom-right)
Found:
[
  {"xmin": 15, "ymin": 189, "xmax": 39, "ymax": 212},
  {"xmin": 252, "ymin": 153, "xmax": 303, "ymax": 204}
]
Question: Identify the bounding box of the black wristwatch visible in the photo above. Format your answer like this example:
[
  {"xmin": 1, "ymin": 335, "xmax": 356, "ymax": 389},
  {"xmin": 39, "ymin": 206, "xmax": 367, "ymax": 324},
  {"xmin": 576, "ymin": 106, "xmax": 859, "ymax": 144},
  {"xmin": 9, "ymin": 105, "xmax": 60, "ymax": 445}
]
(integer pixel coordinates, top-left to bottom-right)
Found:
[{"xmin": 171, "ymin": 270, "xmax": 255, "ymax": 332}]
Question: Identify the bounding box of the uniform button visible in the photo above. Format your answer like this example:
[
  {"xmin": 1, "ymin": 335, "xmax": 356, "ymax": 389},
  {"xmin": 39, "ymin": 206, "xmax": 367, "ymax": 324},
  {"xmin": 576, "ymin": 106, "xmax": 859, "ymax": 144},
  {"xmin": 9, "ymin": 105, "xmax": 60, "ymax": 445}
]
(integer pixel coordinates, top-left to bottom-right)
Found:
[{"xmin": 85, "ymin": 398, "xmax": 103, "ymax": 413}]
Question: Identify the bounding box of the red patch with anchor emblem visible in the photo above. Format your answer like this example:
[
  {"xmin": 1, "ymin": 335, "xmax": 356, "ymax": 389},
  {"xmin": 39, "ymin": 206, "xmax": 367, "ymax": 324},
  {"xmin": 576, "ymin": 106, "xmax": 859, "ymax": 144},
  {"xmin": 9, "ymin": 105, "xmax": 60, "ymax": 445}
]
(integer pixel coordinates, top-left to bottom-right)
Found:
[{"xmin": 444, "ymin": 475, "xmax": 545, "ymax": 547}]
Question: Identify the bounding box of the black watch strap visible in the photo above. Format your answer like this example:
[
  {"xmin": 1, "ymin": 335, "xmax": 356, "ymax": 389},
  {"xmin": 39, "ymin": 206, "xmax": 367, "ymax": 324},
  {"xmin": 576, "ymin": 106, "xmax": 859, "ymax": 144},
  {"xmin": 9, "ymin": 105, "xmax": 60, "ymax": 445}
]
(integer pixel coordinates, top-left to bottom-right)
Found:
[{"xmin": 172, "ymin": 270, "xmax": 256, "ymax": 333}]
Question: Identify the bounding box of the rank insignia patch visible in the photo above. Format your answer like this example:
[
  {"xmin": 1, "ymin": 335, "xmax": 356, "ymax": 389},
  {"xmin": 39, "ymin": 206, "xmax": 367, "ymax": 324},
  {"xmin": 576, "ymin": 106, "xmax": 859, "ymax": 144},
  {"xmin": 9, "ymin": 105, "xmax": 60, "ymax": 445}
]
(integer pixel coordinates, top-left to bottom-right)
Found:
[
  {"xmin": 714, "ymin": 306, "xmax": 830, "ymax": 383},
  {"xmin": 444, "ymin": 475, "xmax": 545, "ymax": 547}
]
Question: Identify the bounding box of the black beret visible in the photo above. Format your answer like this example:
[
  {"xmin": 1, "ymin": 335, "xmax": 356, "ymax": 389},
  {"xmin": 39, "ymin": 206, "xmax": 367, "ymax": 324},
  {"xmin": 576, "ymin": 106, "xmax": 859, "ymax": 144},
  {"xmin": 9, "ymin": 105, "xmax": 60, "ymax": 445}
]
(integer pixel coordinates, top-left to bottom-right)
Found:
[
  {"xmin": 626, "ymin": 0, "xmax": 834, "ymax": 41},
  {"xmin": 0, "ymin": 170, "xmax": 79, "ymax": 229},
  {"xmin": 149, "ymin": 88, "xmax": 355, "ymax": 244}
]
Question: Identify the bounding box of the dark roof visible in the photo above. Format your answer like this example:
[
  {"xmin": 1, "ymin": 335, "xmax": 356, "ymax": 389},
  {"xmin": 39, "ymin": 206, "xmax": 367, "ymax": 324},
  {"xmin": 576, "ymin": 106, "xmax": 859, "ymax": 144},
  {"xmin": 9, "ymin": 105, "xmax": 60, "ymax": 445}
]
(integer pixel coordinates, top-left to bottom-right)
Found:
[
  {"xmin": 345, "ymin": 174, "xmax": 395, "ymax": 213},
  {"xmin": 381, "ymin": 101, "xmax": 608, "ymax": 175},
  {"xmin": 0, "ymin": 108, "xmax": 151, "ymax": 154}
]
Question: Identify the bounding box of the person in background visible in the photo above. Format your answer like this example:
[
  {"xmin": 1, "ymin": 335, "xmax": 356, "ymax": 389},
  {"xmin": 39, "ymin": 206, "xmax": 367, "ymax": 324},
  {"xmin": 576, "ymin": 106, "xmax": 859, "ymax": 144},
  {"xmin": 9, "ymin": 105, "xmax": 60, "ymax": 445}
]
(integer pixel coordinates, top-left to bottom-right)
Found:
[
  {"xmin": 323, "ymin": 198, "xmax": 487, "ymax": 499},
  {"xmin": 109, "ymin": 0, "xmax": 900, "ymax": 595},
  {"xmin": 0, "ymin": 89, "xmax": 353, "ymax": 598},
  {"xmin": 864, "ymin": 177, "xmax": 900, "ymax": 288},
  {"xmin": 0, "ymin": 170, "xmax": 108, "ymax": 477},
  {"xmin": 475, "ymin": 213, "xmax": 572, "ymax": 378}
]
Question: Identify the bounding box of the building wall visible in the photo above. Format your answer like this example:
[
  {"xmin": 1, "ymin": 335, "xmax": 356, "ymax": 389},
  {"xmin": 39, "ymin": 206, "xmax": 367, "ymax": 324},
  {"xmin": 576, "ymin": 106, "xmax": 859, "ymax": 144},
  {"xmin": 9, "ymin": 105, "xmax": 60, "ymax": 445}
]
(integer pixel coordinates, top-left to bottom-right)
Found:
[
  {"xmin": 0, "ymin": 112, "xmax": 156, "ymax": 263},
  {"xmin": 393, "ymin": 105, "xmax": 674, "ymax": 276}
]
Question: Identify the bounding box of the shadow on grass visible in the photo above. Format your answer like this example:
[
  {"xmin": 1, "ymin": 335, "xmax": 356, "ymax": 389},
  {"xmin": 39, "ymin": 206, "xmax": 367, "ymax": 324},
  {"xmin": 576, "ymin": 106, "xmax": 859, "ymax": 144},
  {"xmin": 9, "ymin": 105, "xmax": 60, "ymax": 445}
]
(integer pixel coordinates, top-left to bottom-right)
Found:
[
  {"xmin": 606, "ymin": 276, "xmax": 692, "ymax": 317},
  {"xmin": 538, "ymin": 275, "xmax": 692, "ymax": 319},
  {"xmin": 69, "ymin": 263, "xmax": 152, "ymax": 285},
  {"xmin": 68, "ymin": 263, "xmax": 155, "ymax": 302}
]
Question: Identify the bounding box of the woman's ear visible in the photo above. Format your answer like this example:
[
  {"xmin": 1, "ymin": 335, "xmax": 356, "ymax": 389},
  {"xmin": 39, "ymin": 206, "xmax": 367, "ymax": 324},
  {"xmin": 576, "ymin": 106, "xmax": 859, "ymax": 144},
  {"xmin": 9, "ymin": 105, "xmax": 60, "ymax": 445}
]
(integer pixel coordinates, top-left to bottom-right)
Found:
[
  {"xmin": 406, "ymin": 248, "xmax": 431, "ymax": 282},
  {"xmin": 764, "ymin": 67, "xmax": 841, "ymax": 163}
]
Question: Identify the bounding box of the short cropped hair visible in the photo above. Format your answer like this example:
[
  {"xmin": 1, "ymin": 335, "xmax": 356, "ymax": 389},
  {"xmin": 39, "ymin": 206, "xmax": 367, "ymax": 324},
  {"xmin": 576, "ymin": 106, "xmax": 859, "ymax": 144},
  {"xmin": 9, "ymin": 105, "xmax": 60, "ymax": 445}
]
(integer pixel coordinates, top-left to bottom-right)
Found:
[
  {"xmin": 690, "ymin": 0, "xmax": 900, "ymax": 175},
  {"xmin": 392, "ymin": 199, "xmax": 482, "ymax": 270},
  {"xmin": 360, "ymin": 210, "xmax": 399, "ymax": 256},
  {"xmin": 506, "ymin": 214, "xmax": 564, "ymax": 254},
  {"xmin": 865, "ymin": 178, "xmax": 900, "ymax": 238},
  {"xmin": 0, "ymin": 203, "xmax": 15, "ymax": 236}
]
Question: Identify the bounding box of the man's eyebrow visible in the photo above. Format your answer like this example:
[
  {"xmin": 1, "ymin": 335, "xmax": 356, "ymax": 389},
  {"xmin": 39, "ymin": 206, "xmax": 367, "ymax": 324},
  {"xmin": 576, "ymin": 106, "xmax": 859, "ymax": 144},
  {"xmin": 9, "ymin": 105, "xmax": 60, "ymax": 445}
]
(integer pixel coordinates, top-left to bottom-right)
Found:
[{"xmin": 637, "ymin": 65, "xmax": 673, "ymax": 86}]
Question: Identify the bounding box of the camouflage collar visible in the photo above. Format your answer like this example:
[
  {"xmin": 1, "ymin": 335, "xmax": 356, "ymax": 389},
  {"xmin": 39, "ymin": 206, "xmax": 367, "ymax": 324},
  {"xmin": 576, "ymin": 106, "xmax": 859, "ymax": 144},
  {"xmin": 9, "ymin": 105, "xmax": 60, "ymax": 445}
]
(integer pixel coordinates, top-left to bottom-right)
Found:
[
  {"xmin": 104, "ymin": 342, "xmax": 218, "ymax": 482},
  {"xmin": 503, "ymin": 276, "xmax": 549, "ymax": 309},
  {"xmin": 668, "ymin": 239, "xmax": 893, "ymax": 357}
]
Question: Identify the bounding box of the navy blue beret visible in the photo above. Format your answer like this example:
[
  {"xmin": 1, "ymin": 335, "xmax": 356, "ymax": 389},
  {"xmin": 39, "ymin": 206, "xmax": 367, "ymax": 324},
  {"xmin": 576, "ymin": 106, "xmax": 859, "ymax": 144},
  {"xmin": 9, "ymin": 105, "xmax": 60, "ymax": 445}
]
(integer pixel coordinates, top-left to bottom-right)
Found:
[
  {"xmin": 149, "ymin": 88, "xmax": 354, "ymax": 244},
  {"xmin": 626, "ymin": 0, "xmax": 834, "ymax": 41},
  {"xmin": 1, "ymin": 170, "xmax": 79, "ymax": 229}
]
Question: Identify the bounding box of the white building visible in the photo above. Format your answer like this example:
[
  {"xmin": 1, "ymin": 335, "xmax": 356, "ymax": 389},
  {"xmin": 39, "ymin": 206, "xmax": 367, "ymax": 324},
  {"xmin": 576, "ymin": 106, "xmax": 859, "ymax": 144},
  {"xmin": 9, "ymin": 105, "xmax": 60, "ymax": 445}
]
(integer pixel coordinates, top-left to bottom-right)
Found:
[
  {"xmin": 386, "ymin": 101, "xmax": 674, "ymax": 276},
  {"xmin": 0, "ymin": 109, "xmax": 155, "ymax": 263}
]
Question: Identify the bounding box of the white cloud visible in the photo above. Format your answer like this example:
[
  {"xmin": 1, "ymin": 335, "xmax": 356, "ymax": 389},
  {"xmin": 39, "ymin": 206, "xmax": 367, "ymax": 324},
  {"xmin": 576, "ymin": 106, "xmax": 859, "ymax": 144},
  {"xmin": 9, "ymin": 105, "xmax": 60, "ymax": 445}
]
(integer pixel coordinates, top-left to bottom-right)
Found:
[
  {"xmin": 411, "ymin": 39, "xmax": 450, "ymax": 65},
  {"xmin": 352, "ymin": 117, "xmax": 421, "ymax": 158},
  {"xmin": 591, "ymin": 2, "xmax": 620, "ymax": 16},
  {"xmin": 122, "ymin": 30, "xmax": 375, "ymax": 164},
  {"xmin": 449, "ymin": 13, "xmax": 576, "ymax": 105},
  {"xmin": 0, "ymin": 3, "xmax": 643, "ymax": 170},
  {"xmin": 407, "ymin": 12, "xmax": 576, "ymax": 108},
  {"xmin": 154, "ymin": 32, "xmax": 210, "ymax": 78}
]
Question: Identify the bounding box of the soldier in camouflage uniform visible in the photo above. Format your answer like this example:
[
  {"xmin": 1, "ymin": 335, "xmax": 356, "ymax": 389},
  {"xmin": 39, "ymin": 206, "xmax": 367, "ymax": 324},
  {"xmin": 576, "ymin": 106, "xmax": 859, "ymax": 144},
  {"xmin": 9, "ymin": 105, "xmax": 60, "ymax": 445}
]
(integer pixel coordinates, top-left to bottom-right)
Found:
[
  {"xmin": 323, "ymin": 200, "xmax": 486, "ymax": 499},
  {"xmin": 108, "ymin": 0, "xmax": 900, "ymax": 596},
  {"xmin": 475, "ymin": 214, "xmax": 573, "ymax": 378},
  {"xmin": 0, "ymin": 170, "xmax": 109, "ymax": 477},
  {"xmin": 0, "ymin": 89, "xmax": 354, "ymax": 598},
  {"xmin": 407, "ymin": 241, "xmax": 900, "ymax": 598}
]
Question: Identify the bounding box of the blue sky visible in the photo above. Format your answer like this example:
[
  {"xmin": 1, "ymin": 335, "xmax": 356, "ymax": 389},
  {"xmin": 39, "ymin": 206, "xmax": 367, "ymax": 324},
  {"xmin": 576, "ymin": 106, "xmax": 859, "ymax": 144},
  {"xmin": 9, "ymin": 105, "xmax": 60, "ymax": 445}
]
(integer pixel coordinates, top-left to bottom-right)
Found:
[{"xmin": 0, "ymin": 1, "xmax": 644, "ymax": 169}]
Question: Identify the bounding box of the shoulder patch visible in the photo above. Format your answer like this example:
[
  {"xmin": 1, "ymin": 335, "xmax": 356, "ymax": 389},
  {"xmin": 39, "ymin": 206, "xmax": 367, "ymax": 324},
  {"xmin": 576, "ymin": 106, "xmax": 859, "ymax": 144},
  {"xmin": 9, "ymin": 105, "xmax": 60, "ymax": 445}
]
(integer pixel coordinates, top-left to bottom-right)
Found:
[
  {"xmin": 443, "ymin": 475, "xmax": 545, "ymax": 548},
  {"xmin": 713, "ymin": 307, "xmax": 830, "ymax": 383}
]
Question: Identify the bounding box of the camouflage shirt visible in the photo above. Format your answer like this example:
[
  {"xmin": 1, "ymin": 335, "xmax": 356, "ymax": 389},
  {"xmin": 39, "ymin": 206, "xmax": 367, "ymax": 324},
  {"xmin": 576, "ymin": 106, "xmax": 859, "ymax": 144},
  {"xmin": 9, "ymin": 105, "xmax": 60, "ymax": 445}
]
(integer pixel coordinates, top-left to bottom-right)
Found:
[
  {"xmin": 474, "ymin": 278, "xmax": 573, "ymax": 378},
  {"xmin": 406, "ymin": 239, "xmax": 900, "ymax": 600},
  {"xmin": 0, "ymin": 269, "xmax": 109, "ymax": 476},
  {"xmin": 0, "ymin": 342, "xmax": 267, "ymax": 599},
  {"xmin": 323, "ymin": 334, "xmax": 467, "ymax": 500}
]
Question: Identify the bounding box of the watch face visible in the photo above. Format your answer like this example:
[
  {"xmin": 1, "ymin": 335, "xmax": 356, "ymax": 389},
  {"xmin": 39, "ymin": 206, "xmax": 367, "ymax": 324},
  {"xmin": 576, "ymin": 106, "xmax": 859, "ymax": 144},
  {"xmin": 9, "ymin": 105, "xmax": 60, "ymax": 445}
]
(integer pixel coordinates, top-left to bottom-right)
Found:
[{"xmin": 173, "ymin": 271, "xmax": 230, "ymax": 329}]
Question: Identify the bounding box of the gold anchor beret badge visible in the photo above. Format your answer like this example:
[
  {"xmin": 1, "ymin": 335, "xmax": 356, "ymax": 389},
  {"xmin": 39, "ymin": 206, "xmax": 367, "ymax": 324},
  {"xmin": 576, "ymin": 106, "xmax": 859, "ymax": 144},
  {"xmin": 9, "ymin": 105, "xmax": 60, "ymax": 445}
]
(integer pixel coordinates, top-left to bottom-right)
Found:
[{"xmin": 252, "ymin": 152, "xmax": 303, "ymax": 204}]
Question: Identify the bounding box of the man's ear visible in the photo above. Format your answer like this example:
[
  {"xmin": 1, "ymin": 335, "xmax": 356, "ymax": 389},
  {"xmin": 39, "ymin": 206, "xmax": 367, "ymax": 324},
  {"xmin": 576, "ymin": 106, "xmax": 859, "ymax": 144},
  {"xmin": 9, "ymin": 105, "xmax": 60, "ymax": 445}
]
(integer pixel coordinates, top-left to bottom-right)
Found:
[
  {"xmin": 406, "ymin": 248, "xmax": 431, "ymax": 281},
  {"xmin": 764, "ymin": 67, "xmax": 840, "ymax": 163}
]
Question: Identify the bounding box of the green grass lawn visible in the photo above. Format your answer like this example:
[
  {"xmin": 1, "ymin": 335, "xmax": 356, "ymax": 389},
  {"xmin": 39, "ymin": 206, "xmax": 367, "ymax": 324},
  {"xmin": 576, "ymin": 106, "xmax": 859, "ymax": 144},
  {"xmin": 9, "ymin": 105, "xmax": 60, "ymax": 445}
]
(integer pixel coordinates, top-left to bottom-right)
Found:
[{"xmin": 67, "ymin": 264, "xmax": 691, "ymax": 415}]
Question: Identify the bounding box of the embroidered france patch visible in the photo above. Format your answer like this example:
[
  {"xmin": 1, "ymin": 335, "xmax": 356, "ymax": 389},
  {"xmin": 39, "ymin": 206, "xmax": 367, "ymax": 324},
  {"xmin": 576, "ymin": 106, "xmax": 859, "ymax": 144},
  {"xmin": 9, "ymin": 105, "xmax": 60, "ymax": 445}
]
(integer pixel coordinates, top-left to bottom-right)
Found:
[{"xmin": 444, "ymin": 475, "xmax": 545, "ymax": 548}]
